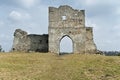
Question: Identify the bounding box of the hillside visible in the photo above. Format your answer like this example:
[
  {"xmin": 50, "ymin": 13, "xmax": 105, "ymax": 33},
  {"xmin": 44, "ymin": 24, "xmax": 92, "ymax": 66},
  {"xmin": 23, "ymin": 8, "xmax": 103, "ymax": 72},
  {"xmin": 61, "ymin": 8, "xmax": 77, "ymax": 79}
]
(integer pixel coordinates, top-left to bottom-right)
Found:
[{"xmin": 0, "ymin": 52, "xmax": 120, "ymax": 80}]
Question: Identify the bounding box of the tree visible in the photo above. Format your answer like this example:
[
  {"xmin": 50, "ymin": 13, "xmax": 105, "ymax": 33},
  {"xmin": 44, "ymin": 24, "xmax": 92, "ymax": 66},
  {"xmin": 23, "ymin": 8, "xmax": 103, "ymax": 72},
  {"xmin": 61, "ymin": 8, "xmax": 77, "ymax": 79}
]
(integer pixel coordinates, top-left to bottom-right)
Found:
[
  {"xmin": 0, "ymin": 45, "xmax": 2, "ymax": 52},
  {"xmin": 117, "ymin": 52, "xmax": 120, "ymax": 56}
]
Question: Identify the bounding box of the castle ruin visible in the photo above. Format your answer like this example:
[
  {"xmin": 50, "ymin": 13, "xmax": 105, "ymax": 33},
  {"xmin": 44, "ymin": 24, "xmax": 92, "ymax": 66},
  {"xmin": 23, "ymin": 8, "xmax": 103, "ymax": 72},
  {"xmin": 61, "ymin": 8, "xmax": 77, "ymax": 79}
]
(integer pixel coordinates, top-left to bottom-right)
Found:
[
  {"xmin": 12, "ymin": 5, "xmax": 97, "ymax": 54},
  {"xmin": 12, "ymin": 29, "xmax": 48, "ymax": 52}
]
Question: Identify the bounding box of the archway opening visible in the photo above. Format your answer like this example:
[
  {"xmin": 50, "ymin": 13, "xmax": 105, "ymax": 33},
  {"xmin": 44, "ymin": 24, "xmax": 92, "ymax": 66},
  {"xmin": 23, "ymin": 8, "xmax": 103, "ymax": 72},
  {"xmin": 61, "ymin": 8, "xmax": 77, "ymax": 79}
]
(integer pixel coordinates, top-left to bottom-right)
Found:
[{"xmin": 59, "ymin": 36, "xmax": 73, "ymax": 55}]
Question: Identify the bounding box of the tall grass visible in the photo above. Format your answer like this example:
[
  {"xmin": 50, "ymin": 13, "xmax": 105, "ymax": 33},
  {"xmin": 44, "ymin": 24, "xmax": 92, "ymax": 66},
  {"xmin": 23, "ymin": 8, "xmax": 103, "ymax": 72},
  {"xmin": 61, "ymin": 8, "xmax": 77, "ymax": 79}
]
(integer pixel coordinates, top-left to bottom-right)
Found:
[{"xmin": 0, "ymin": 52, "xmax": 120, "ymax": 80}]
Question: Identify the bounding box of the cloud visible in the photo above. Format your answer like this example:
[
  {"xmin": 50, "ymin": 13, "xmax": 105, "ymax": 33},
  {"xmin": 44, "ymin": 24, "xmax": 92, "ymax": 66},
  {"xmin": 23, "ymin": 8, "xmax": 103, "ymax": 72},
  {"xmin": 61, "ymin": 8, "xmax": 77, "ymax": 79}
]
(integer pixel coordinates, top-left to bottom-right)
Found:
[
  {"xmin": 0, "ymin": 33, "xmax": 13, "ymax": 52},
  {"xmin": 0, "ymin": 0, "xmax": 41, "ymax": 8},
  {"xmin": 0, "ymin": 20, "xmax": 4, "ymax": 26},
  {"xmin": 0, "ymin": 0, "xmax": 15, "ymax": 6},
  {"xmin": 112, "ymin": 24, "xmax": 120, "ymax": 37},
  {"xmin": 83, "ymin": 0, "xmax": 120, "ymax": 6},
  {"xmin": 85, "ymin": 0, "xmax": 99, "ymax": 6},
  {"xmin": 16, "ymin": 0, "xmax": 40, "ymax": 8},
  {"xmin": 9, "ymin": 11, "xmax": 22, "ymax": 21},
  {"xmin": 0, "ymin": 34, "xmax": 11, "ymax": 40},
  {"xmin": 115, "ymin": 6, "xmax": 120, "ymax": 16},
  {"xmin": 9, "ymin": 10, "xmax": 31, "ymax": 21}
]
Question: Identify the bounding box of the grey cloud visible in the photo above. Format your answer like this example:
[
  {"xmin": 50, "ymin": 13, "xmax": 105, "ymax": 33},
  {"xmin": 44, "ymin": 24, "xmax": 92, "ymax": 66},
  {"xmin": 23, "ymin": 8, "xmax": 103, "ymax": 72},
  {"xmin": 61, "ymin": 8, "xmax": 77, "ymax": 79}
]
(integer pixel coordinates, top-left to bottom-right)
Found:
[
  {"xmin": 0, "ymin": 0, "xmax": 41, "ymax": 8},
  {"xmin": 8, "ymin": 10, "xmax": 31, "ymax": 22},
  {"xmin": 82, "ymin": 1, "xmax": 120, "ymax": 51}
]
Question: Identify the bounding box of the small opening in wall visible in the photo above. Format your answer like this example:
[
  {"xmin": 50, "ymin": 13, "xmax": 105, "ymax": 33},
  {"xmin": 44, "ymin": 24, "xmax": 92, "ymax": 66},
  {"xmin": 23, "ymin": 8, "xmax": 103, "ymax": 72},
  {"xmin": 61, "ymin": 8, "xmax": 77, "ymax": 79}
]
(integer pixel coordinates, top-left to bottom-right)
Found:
[
  {"xmin": 12, "ymin": 48, "xmax": 15, "ymax": 51},
  {"xmin": 75, "ymin": 14, "xmax": 77, "ymax": 16},
  {"xmin": 62, "ymin": 16, "xmax": 67, "ymax": 20}
]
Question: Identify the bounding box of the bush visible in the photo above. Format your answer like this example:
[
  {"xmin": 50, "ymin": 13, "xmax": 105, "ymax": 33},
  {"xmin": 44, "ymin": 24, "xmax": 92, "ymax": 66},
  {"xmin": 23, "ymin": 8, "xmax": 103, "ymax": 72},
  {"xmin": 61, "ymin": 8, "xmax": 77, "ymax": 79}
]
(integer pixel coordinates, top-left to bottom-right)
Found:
[{"xmin": 117, "ymin": 53, "xmax": 120, "ymax": 56}]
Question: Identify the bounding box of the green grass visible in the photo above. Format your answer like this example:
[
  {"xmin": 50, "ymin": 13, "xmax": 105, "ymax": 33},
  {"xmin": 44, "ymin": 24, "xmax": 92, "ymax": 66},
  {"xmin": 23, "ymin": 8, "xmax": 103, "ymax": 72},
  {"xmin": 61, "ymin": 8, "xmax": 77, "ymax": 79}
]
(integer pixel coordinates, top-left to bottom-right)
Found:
[{"xmin": 0, "ymin": 52, "xmax": 120, "ymax": 80}]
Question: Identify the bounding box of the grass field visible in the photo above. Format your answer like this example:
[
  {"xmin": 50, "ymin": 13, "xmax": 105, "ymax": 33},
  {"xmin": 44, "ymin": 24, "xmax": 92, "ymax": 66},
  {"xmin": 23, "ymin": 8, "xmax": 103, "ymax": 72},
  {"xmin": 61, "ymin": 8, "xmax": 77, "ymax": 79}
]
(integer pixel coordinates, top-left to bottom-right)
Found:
[{"xmin": 0, "ymin": 52, "xmax": 120, "ymax": 80}]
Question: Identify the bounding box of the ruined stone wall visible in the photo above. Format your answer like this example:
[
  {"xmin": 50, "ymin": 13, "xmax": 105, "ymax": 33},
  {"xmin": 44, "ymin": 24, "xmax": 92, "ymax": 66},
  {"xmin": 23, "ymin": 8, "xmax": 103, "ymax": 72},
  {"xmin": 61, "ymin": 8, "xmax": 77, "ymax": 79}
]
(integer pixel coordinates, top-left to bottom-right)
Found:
[
  {"xmin": 49, "ymin": 5, "xmax": 97, "ymax": 54},
  {"xmin": 85, "ymin": 27, "xmax": 97, "ymax": 53},
  {"xmin": 49, "ymin": 27, "xmax": 87, "ymax": 53},
  {"xmin": 28, "ymin": 34, "xmax": 48, "ymax": 52},
  {"xmin": 49, "ymin": 5, "xmax": 85, "ymax": 28},
  {"xmin": 12, "ymin": 29, "xmax": 30, "ymax": 52},
  {"xmin": 12, "ymin": 29, "xmax": 48, "ymax": 52}
]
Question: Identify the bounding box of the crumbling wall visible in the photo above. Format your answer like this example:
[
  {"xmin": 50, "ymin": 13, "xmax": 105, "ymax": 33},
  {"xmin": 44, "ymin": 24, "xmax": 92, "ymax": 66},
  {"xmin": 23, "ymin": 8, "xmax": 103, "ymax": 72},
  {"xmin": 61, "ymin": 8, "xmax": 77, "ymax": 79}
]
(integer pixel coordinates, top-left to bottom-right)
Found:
[
  {"xmin": 85, "ymin": 27, "xmax": 97, "ymax": 53},
  {"xmin": 49, "ymin": 5, "xmax": 85, "ymax": 28},
  {"xmin": 12, "ymin": 29, "xmax": 48, "ymax": 52},
  {"xmin": 49, "ymin": 5, "xmax": 97, "ymax": 54},
  {"xmin": 12, "ymin": 29, "xmax": 30, "ymax": 52},
  {"xmin": 28, "ymin": 34, "xmax": 48, "ymax": 52}
]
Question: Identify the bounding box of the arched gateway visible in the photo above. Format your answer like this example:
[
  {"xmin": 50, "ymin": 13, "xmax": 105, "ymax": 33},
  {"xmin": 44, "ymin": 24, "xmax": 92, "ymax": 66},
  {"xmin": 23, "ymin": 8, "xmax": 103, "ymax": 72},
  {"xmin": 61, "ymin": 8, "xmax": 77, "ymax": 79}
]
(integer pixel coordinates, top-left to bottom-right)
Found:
[
  {"xmin": 59, "ymin": 35, "xmax": 73, "ymax": 54},
  {"xmin": 49, "ymin": 5, "xmax": 97, "ymax": 54}
]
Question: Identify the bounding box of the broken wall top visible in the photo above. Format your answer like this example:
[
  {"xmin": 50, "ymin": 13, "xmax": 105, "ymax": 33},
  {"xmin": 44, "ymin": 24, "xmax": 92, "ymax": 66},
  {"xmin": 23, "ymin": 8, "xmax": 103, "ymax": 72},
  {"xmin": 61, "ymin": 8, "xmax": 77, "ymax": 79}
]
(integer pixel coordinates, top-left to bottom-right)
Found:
[
  {"xmin": 49, "ymin": 5, "xmax": 85, "ymax": 28},
  {"xmin": 14, "ymin": 29, "xmax": 48, "ymax": 38},
  {"xmin": 14, "ymin": 29, "xmax": 28, "ymax": 38}
]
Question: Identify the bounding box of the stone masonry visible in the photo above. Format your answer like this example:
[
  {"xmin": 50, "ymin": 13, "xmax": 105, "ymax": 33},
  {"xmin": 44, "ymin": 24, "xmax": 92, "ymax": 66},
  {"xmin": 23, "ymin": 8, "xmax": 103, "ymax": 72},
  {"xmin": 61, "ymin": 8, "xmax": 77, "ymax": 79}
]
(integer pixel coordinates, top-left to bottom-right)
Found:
[
  {"xmin": 12, "ymin": 29, "xmax": 48, "ymax": 52},
  {"xmin": 49, "ymin": 5, "xmax": 96, "ymax": 54}
]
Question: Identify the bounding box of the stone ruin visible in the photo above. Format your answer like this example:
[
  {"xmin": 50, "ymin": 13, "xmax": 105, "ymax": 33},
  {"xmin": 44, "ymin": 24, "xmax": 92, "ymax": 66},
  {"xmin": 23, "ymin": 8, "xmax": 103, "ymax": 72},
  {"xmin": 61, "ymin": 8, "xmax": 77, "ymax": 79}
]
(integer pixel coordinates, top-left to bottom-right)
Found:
[
  {"xmin": 49, "ymin": 5, "xmax": 96, "ymax": 54},
  {"xmin": 12, "ymin": 5, "xmax": 97, "ymax": 54},
  {"xmin": 12, "ymin": 29, "xmax": 48, "ymax": 52}
]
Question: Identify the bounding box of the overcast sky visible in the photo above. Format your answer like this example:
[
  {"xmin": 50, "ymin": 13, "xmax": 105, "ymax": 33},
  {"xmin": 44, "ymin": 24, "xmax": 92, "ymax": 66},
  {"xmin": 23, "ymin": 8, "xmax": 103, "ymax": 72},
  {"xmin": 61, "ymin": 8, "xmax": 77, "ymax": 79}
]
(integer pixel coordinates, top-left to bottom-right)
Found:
[{"xmin": 0, "ymin": 0, "xmax": 120, "ymax": 52}]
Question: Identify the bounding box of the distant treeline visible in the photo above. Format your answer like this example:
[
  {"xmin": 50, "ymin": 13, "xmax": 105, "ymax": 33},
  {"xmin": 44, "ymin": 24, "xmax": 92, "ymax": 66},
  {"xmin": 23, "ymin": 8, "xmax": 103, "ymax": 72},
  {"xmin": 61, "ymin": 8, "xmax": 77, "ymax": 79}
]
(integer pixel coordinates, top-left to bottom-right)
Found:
[{"xmin": 97, "ymin": 50, "xmax": 120, "ymax": 56}]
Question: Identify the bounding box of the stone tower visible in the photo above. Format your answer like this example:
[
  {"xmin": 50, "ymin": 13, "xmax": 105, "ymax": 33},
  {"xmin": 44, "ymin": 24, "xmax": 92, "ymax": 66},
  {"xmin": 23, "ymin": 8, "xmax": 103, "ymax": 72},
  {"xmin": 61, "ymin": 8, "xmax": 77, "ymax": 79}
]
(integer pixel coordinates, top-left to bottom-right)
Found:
[{"xmin": 49, "ymin": 5, "xmax": 96, "ymax": 54}]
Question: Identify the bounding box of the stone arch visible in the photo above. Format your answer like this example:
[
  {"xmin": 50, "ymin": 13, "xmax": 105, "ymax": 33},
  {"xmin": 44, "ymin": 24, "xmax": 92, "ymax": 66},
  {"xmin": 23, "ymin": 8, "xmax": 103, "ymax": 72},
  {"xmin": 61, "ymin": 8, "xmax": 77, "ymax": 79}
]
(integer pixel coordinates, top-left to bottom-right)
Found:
[{"xmin": 59, "ymin": 35, "xmax": 74, "ymax": 54}]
